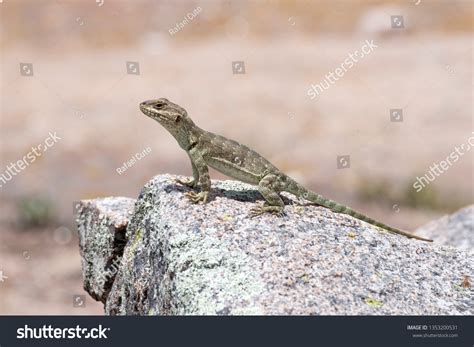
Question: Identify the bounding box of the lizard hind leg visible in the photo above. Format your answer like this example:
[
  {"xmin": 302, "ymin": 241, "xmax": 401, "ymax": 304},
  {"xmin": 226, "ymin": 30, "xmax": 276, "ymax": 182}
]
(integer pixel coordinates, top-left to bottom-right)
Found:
[{"xmin": 249, "ymin": 174, "xmax": 285, "ymax": 217}]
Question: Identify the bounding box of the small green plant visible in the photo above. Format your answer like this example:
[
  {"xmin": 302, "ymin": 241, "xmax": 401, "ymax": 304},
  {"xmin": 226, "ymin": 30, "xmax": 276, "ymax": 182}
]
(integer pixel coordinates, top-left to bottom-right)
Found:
[
  {"xmin": 356, "ymin": 178, "xmax": 394, "ymax": 204},
  {"xmin": 402, "ymin": 183, "xmax": 439, "ymax": 209},
  {"xmin": 365, "ymin": 297, "xmax": 383, "ymax": 308},
  {"xmin": 347, "ymin": 231, "xmax": 357, "ymax": 239},
  {"xmin": 356, "ymin": 177, "xmax": 467, "ymax": 212},
  {"xmin": 17, "ymin": 196, "xmax": 55, "ymax": 228},
  {"xmin": 402, "ymin": 180, "xmax": 469, "ymax": 211}
]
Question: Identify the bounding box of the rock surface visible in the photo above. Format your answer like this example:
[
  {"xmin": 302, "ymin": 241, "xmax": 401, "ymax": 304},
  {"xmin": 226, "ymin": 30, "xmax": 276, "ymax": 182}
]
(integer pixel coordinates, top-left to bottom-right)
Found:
[
  {"xmin": 416, "ymin": 205, "xmax": 473, "ymax": 251},
  {"xmin": 76, "ymin": 175, "xmax": 473, "ymax": 315},
  {"xmin": 76, "ymin": 197, "xmax": 135, "ymax": 303}
]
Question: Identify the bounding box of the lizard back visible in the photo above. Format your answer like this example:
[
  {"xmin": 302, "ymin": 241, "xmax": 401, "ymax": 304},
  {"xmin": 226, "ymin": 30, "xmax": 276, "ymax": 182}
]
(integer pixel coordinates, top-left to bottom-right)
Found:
[{"xmin": 200, "ymin": 131, "xmax": 279, "ymax": 185}]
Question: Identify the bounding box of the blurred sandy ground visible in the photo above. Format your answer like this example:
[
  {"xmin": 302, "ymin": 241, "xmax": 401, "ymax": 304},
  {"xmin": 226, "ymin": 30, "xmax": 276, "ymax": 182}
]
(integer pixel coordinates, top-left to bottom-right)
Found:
[{"xmin": 0, "ymin": 0, "xmax": 472, "ymax": 314}]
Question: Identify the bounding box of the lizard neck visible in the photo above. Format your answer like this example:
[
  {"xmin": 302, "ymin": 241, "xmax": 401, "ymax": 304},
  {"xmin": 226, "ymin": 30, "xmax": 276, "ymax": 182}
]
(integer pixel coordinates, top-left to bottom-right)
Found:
[{"xmin": 172, "ymin": 122, "xmax": 203, "ymax": 151}]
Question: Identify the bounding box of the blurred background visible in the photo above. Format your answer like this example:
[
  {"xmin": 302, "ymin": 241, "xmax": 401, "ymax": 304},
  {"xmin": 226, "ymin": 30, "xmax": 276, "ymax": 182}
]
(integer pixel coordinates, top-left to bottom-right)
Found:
[{"xmin": 0, "ymin": 0, "xmax": 472, "ymax": 314}]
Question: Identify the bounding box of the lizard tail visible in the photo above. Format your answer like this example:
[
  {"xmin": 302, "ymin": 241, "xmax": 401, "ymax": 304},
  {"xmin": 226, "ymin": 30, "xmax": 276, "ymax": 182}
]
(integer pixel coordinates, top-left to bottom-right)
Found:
[{"xmin": 285, "ymin": 178, "xmax": 433, "ymax": 242}]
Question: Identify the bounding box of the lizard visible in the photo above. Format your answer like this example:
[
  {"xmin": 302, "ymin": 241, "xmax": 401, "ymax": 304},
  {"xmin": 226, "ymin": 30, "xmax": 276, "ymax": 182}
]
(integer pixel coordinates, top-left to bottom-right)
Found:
[{"xmin": 139, "ymin": 98, "xmax": 432, "ymax": 242}]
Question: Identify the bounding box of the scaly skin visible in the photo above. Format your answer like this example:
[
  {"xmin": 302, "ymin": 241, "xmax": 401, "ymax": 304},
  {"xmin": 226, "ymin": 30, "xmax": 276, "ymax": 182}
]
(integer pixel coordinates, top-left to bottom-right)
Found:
[{"xmin": 139, "ymin": 98, "xmax": 432, "ymax": 242}]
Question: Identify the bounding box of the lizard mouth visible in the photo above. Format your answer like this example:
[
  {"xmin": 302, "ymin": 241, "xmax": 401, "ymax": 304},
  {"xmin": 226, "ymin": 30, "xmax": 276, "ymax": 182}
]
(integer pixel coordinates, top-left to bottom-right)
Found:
[{"xmin": 139, "ymin": 100, "xmax": 172, "ymax": 121}]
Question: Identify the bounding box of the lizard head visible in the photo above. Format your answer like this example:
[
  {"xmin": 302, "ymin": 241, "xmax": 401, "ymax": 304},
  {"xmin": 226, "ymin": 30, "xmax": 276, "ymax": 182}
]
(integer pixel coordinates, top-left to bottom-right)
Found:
[
  {"xmin": 139, "ymin": 98, "xmax": 188, "ymax": 123},
  {"xmin": 140, "ymin": 98, "xmax": 197, "ymax": 149}
]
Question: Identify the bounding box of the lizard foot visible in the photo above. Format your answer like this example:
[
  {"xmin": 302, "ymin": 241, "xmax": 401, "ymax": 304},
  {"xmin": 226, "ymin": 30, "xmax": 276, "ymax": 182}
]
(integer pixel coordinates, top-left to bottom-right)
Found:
[
  {"xmin": 175, "ymin": 177, "xmax": 197, "ymax": 188},
  {"xmin": 249, "ymin": 204, "xmax": 285, "ymax": 218},
  {"xmin": 184, "ymin": 191, "xmax": 209, "ymax": 204}
]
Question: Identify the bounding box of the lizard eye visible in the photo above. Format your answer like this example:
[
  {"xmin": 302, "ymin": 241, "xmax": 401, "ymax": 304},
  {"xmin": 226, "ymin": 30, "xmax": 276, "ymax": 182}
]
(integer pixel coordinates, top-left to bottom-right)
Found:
[{"xmin": 154, "ymin": 103, "xmax": 165, "ymax": 110}]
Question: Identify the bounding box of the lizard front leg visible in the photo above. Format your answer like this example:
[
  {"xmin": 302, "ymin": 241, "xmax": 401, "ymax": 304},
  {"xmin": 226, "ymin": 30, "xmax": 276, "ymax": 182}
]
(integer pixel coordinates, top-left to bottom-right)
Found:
[
  {"xmin": 250, "ymin": 174, "xmax": 285, "ymax": 217},
  {"xmin": 175, "ymin": 153, "xmax": 199, "ymax": 188},
  {"xmin": 184, "ymin": 148, "xmax": 210, "ymax": 204}
]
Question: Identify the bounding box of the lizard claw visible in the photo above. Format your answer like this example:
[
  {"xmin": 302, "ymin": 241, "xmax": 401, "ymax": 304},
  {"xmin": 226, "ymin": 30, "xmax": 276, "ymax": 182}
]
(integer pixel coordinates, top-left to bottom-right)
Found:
[
  {"xmin": 185, "ymin": 191, "xmax": 209, "ymax": 204},
  {"xmin": 175, "ymin": 177, "xmax": 197, "ymax": 188},
  {"xmin": 274, "ymin": 211, "xmax": 285, "ymax": 217},
  {"xmin": 249, "ymin": 205, "xmax": 264, "ymax": 218},
  {"xmin": 249, "ymin": 204, "xmax": 285, "ymax": 218}
]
